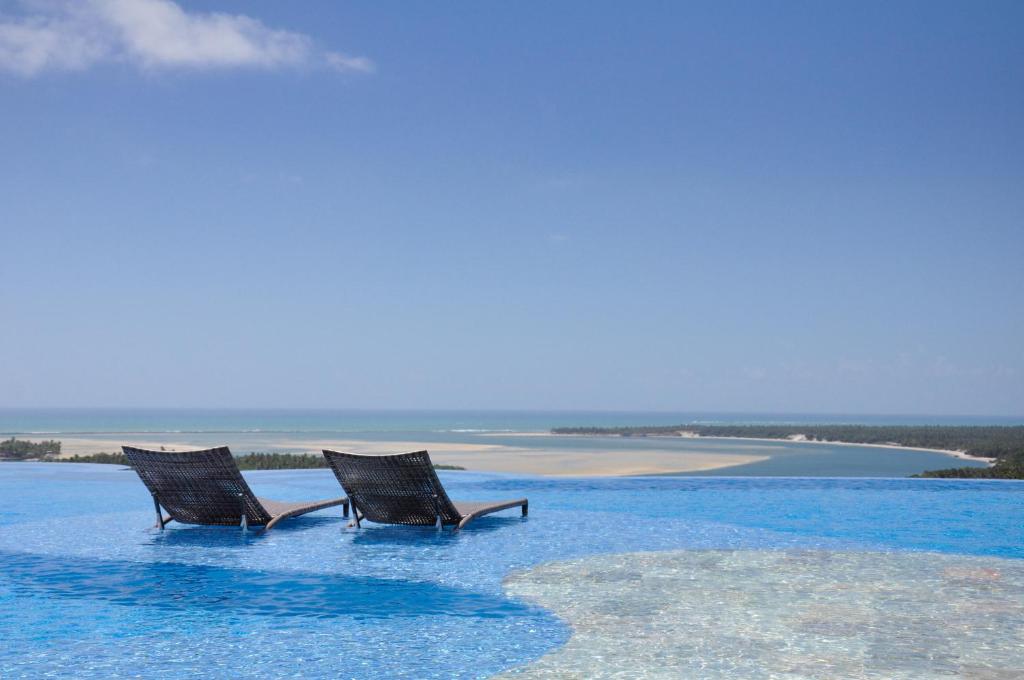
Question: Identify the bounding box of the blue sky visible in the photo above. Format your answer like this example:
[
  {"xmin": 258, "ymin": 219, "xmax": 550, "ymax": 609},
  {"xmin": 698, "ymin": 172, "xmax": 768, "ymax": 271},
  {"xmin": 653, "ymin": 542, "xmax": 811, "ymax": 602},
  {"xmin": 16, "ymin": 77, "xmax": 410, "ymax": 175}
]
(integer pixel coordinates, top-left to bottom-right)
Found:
[{"xmin": 1, "ymin": 1, "xmax": 1022, "ymax": 415}]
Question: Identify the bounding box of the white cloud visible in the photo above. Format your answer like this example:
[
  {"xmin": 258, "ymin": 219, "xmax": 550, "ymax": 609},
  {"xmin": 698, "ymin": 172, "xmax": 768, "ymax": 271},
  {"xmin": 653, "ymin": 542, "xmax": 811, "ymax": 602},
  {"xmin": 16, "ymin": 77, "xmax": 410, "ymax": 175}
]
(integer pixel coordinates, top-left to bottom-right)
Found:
[
  {"xmin": 325, "ymin": 51, "xmax": 374, "ymax": 74},
  {"xmin": 0, "ymin": 0, "xmax": 373, "ymax": 76}
]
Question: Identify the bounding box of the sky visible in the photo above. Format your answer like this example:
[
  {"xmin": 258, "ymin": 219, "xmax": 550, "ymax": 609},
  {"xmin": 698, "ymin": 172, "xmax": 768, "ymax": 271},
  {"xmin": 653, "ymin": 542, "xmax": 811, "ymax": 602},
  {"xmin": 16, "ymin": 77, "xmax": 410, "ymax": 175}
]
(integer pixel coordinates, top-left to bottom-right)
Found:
[{"xmin": 1, "ymin": 0, "xmax": 1022, "ymax": 415}]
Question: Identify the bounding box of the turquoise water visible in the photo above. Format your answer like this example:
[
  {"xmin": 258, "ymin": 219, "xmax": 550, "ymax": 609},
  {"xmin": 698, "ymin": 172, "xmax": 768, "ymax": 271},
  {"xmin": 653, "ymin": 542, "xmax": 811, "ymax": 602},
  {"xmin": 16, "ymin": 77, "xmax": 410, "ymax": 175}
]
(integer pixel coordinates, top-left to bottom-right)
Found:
[
  {"xmin": 2, "ymin": 407, "xmax": 1020, "ymax": 435},
  {"xmin": 0, "ymin": 408, "xmax": 1001, "ymax": 477},
  {"xmin": 0, "ymin": 463, "xmax": 1021, "ymax": 678}
]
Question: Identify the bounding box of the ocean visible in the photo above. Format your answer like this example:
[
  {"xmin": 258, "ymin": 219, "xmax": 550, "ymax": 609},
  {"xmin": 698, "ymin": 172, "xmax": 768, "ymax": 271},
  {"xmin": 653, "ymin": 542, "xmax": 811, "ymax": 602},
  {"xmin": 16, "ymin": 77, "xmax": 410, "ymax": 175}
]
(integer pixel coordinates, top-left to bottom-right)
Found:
[
  {"xmin": 2, "ymin": 408, "xmax": 1013, "ymax": 477},
  {"xmin": 2, "ymin": 407, "xmax": 1019, "ymax": 436}
]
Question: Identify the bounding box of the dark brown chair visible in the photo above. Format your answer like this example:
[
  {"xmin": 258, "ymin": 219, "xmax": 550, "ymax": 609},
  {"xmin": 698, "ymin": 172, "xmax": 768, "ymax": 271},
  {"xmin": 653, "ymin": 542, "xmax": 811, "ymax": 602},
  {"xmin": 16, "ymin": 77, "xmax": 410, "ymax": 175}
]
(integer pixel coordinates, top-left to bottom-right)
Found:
[
  {"xmin": 122, "ymin": 446, "xmax": 348, "ymax": 531},
  {"xmin": 322, "ymin": 449, "xmax": 527, "ymax": 531}
]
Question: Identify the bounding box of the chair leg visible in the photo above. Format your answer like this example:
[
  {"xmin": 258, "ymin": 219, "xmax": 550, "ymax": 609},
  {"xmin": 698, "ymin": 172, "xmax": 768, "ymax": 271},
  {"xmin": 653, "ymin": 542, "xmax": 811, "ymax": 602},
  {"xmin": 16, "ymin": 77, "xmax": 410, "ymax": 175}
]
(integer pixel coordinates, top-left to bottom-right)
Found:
[
  {"xmin": 343, "ymin": 500, "xmax": 350, "ymax": 518},
  {"xmin": 152, "ymin": 493, "xmax": 165, "ymax": 530},
  {"xmin": 238, "ymin": 493, "xmax": 248, "ymax": 532},
  {"xmin": 522, "ymin": 501, "xmax": 528, "ymax": 517}
]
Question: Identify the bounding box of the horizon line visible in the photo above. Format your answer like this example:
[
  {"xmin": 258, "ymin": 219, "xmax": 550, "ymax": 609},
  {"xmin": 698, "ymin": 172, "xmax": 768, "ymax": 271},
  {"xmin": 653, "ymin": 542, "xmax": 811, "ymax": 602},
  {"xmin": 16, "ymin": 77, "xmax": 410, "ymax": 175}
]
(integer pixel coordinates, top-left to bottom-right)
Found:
[{"xmin": 0, "ymin": 406, "xmax": 1022, "ymax": 419}]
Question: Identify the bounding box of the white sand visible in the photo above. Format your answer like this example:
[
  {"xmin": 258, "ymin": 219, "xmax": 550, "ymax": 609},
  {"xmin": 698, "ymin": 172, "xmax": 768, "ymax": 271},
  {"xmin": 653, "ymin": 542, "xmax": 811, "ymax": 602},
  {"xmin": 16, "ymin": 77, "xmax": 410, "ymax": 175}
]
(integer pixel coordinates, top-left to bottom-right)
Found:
[
  {"xmin": 24, "ymin": 429, "xmax": 992, "ymax": 476},
  {"xmin": 682, "ymin": 435, "xmax": 995, "ymax": 465},
  {"xmin": 547, "ymin": 432, "xmax": 996, "ymax": 465},
  {"xmin": 40, "ymin": 436, "xmax": 766, "ymax": 476}
]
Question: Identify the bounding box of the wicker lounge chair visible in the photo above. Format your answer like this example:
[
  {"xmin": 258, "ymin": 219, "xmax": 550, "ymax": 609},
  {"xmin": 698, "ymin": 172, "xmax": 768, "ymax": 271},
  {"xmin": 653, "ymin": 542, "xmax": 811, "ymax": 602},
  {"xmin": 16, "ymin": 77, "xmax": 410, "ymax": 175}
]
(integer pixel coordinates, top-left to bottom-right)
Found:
[
  {"xmin": 322, "ymin": 449, "xmax": 527, "ymax": 531},
  {"xmin": 122, "ymin": 446, "xmax": 348, "ymax": 531}
]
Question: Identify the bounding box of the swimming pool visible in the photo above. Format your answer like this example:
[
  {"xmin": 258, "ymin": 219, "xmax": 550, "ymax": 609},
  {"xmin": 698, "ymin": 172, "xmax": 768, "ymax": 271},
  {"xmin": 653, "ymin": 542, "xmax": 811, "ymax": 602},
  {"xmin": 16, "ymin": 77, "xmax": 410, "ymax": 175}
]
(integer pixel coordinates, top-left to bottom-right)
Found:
[{"xmin": 1, "ymin": 464, "xmax": 1021, "ymax": 678}]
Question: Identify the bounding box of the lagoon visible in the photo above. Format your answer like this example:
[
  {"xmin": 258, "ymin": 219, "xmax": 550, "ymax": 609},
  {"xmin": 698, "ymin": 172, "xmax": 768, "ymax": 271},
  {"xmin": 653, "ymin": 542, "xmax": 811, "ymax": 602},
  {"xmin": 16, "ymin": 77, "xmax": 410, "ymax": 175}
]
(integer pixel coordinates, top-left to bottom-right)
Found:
[{"xmin": 0, "ymin": 408, "xmax": 997, "ymax": 477}]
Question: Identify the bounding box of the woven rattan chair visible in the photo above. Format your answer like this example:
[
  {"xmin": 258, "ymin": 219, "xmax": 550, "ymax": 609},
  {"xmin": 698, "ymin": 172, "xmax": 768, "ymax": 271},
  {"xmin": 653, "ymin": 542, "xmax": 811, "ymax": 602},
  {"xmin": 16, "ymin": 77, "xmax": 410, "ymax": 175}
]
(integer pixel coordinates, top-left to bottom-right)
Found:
[
  {"xmin": 322, "ymin": 449, "xmax": 527, "ymax": 531},
  {"xmin": 122, "ymin": 446, "xmax": 348, "ymax": 531}
]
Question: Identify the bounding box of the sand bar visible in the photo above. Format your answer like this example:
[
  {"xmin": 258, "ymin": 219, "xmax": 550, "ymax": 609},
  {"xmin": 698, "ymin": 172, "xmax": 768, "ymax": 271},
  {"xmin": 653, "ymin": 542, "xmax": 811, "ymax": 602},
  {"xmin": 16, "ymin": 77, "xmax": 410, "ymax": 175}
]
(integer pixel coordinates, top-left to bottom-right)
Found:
[
  {"xmin": 29, "ymin": 435, "xmax": 766, "ymax": 476},
  {"xmin": 544, "ymin": 431, "xmax": 995, "ymax": 465}
]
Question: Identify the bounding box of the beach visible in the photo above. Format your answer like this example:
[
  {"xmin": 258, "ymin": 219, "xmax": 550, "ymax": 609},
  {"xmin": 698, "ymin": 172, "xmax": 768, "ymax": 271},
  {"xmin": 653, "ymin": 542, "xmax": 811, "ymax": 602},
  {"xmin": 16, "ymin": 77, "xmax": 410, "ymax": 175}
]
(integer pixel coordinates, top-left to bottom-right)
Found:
[
  {"xmin": 608, "ymin": 433, "xmax": 994, "ymax": 465},
  {"xmin": 41, "ymin": 435, "xmax": 768, "ymax": 476},
  {"xmin": 4, "ymin": 408, "xmax": 1001, "ymax": 477},
  {"xmin": 15, "ymin": 428, "xmax": 992, "ymax": 477}
]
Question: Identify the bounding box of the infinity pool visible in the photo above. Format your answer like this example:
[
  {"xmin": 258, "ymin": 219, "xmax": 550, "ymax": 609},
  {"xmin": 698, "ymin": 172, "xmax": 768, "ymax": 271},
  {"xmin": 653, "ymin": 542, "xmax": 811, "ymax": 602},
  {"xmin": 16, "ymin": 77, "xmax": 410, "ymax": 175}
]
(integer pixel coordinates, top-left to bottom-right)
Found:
[{"xmin": 1, "ymin": 464, "xmax": 1021, "ymax": 678}]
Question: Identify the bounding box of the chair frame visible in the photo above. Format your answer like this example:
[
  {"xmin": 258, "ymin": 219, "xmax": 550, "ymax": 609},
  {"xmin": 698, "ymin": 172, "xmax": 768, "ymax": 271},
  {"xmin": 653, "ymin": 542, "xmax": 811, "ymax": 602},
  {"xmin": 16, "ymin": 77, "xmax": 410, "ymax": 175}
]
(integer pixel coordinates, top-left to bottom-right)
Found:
[
  {"xmin": 322, "ymin": 449, "xmax": 527, "ymax": 531},
  {"xmin": 122, "ymin": 446, "xmax": 348, "ymax": 531}
]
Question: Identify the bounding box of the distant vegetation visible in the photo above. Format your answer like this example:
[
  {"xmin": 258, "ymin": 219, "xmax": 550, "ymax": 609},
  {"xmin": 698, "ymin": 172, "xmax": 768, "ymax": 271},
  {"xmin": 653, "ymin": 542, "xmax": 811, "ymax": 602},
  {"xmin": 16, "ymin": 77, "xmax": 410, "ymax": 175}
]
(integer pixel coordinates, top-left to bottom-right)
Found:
[
  {"xmin": 57, "ymin": 452, "xmax": 128, "ymax": 465},
  {"xmin": 914, "ymin": 452, "xmax": 1024, "ymax": 479},
  {"xmin": 0, "ymin": 437, "xmax": 61, "ymax": 459},
  {"xmin": 551, "ymin": 424, "xmax": 1024, "ymax": 479},
  {"xmin": 236, "ymin": 453, "xmax": 331, "ymax": 470},
  {"xmin": 39, "ymin": 449, "xmax": 465, "ymax": 471}
]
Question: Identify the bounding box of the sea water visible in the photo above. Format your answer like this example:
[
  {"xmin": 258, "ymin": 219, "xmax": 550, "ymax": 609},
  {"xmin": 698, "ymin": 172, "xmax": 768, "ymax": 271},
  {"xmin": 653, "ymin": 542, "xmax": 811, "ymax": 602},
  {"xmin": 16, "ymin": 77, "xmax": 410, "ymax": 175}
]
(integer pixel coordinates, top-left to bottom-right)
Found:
[
  {"xmin": 0, "ymin": 408, "xmax": 1005, "ymax": 476},
  {"xmin": 2, "ymin": 407, "xmax": 1020, "ymax": 435}
]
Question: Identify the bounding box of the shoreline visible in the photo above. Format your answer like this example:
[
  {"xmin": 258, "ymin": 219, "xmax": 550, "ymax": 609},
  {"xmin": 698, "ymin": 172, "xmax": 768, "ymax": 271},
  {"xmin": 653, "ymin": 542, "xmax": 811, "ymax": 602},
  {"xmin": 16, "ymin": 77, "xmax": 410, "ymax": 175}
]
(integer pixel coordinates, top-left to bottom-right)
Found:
[
  {"xmin": 546, "ymin": 432, "xmax": 996, "ymax": 466},
  {"xmin": 688, "ymin": 435, "xmax": 993, "ymax": 465},
  {"xmin": 9, "ymin": 428, "xmax": 995, "ymax": 477},
  {"xmin": 15, "ymin": 434, "xmax": 768, "ymax": 477}
]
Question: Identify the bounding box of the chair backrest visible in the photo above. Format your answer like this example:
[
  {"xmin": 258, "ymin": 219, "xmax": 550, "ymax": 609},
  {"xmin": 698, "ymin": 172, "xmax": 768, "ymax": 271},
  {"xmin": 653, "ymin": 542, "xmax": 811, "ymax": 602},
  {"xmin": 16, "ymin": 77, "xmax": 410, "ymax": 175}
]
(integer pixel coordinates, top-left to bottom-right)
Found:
[
  {"xmin": 322, "ymin": 450, "xmax": 462, "ymax": 525},
  {"xmin": 122, "ymin": 446, "xmax": 270, "ymax": 526}
]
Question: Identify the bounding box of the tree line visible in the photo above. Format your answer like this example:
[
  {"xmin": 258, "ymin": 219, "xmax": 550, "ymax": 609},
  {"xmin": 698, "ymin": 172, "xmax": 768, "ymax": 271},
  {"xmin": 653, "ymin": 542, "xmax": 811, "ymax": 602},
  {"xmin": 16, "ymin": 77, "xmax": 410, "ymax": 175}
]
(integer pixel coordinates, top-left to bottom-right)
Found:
[{"xmin": 0, "ymin": 437, "xmax": 61, "ymax": 459}]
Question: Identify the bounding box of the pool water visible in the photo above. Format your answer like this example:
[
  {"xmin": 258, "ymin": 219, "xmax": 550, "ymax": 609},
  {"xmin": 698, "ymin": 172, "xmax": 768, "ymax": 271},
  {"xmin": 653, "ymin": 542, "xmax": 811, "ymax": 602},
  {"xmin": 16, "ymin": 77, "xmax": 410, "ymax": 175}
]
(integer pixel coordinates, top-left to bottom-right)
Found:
[
  {"xmin": 502, "ymin": 550, "xmax": 1024, "ymax": 678},
  {"xmin": 0, "ymin": 464, "xmax": 1021, "ymax": 678}
]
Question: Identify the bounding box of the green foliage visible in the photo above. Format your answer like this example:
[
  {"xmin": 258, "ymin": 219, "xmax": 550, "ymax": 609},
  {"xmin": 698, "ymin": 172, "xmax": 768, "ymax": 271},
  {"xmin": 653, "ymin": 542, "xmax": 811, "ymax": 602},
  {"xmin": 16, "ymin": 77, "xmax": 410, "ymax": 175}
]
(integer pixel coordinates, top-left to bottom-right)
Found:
[
  {"xmin": 0, "ymin": 437, "xmax": 61, "ymax": 460},
  {"xmin": 233, "ymin": 453, "xmax": 329, "ymax": 470},
  {"xmin": 915, "ymin": 451, "xmax": 1024, "ymax": 479},
  {"xmin": 59, "ymin": 452, "xmax": 130, "ymax": 465}
]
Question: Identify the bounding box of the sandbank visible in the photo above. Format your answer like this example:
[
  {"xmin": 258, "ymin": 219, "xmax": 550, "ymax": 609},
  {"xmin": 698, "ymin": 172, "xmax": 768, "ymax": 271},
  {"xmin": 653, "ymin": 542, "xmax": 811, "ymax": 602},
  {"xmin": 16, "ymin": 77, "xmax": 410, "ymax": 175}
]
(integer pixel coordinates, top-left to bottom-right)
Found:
[
  {"xmin": 548, "ymin": 431, "xmax": 995, "ymax": 465},
  {"xmin": 28, "ymin": 435, "xmax": 766, "ymax": 477}
]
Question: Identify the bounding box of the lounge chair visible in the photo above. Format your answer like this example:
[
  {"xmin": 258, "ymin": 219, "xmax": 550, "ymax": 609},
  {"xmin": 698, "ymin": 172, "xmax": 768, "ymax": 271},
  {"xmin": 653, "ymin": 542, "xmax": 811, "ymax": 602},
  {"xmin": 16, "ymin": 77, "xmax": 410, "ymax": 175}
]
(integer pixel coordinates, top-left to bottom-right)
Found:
[
  {"xmin": 122, "ymin": 446, "xmax": 349, "ymax": 531},
  {"xmin": 322, "ymin": 449, "xmax": 527, "ymax": 531}
]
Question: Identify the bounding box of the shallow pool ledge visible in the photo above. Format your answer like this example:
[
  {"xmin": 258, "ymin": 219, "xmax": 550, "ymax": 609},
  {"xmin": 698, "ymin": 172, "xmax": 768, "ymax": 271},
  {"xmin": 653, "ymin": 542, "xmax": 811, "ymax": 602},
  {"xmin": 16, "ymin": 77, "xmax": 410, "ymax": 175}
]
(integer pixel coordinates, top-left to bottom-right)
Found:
[{"xmin": 499, "ymin": 549, "xmax": 1024, "ymax": 679}]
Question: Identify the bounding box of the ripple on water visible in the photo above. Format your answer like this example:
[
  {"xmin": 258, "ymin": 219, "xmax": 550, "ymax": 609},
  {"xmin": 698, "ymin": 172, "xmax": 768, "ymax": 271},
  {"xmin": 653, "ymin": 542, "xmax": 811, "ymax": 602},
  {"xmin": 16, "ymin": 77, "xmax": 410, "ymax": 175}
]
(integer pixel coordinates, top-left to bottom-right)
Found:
[
  {"xmin": 500, "ymin": 550, "xmax": 1024, "ymax": 679},
  {"xmin": 2, "ymin": 467, "xmax": 1022, "ymax": 678}
]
